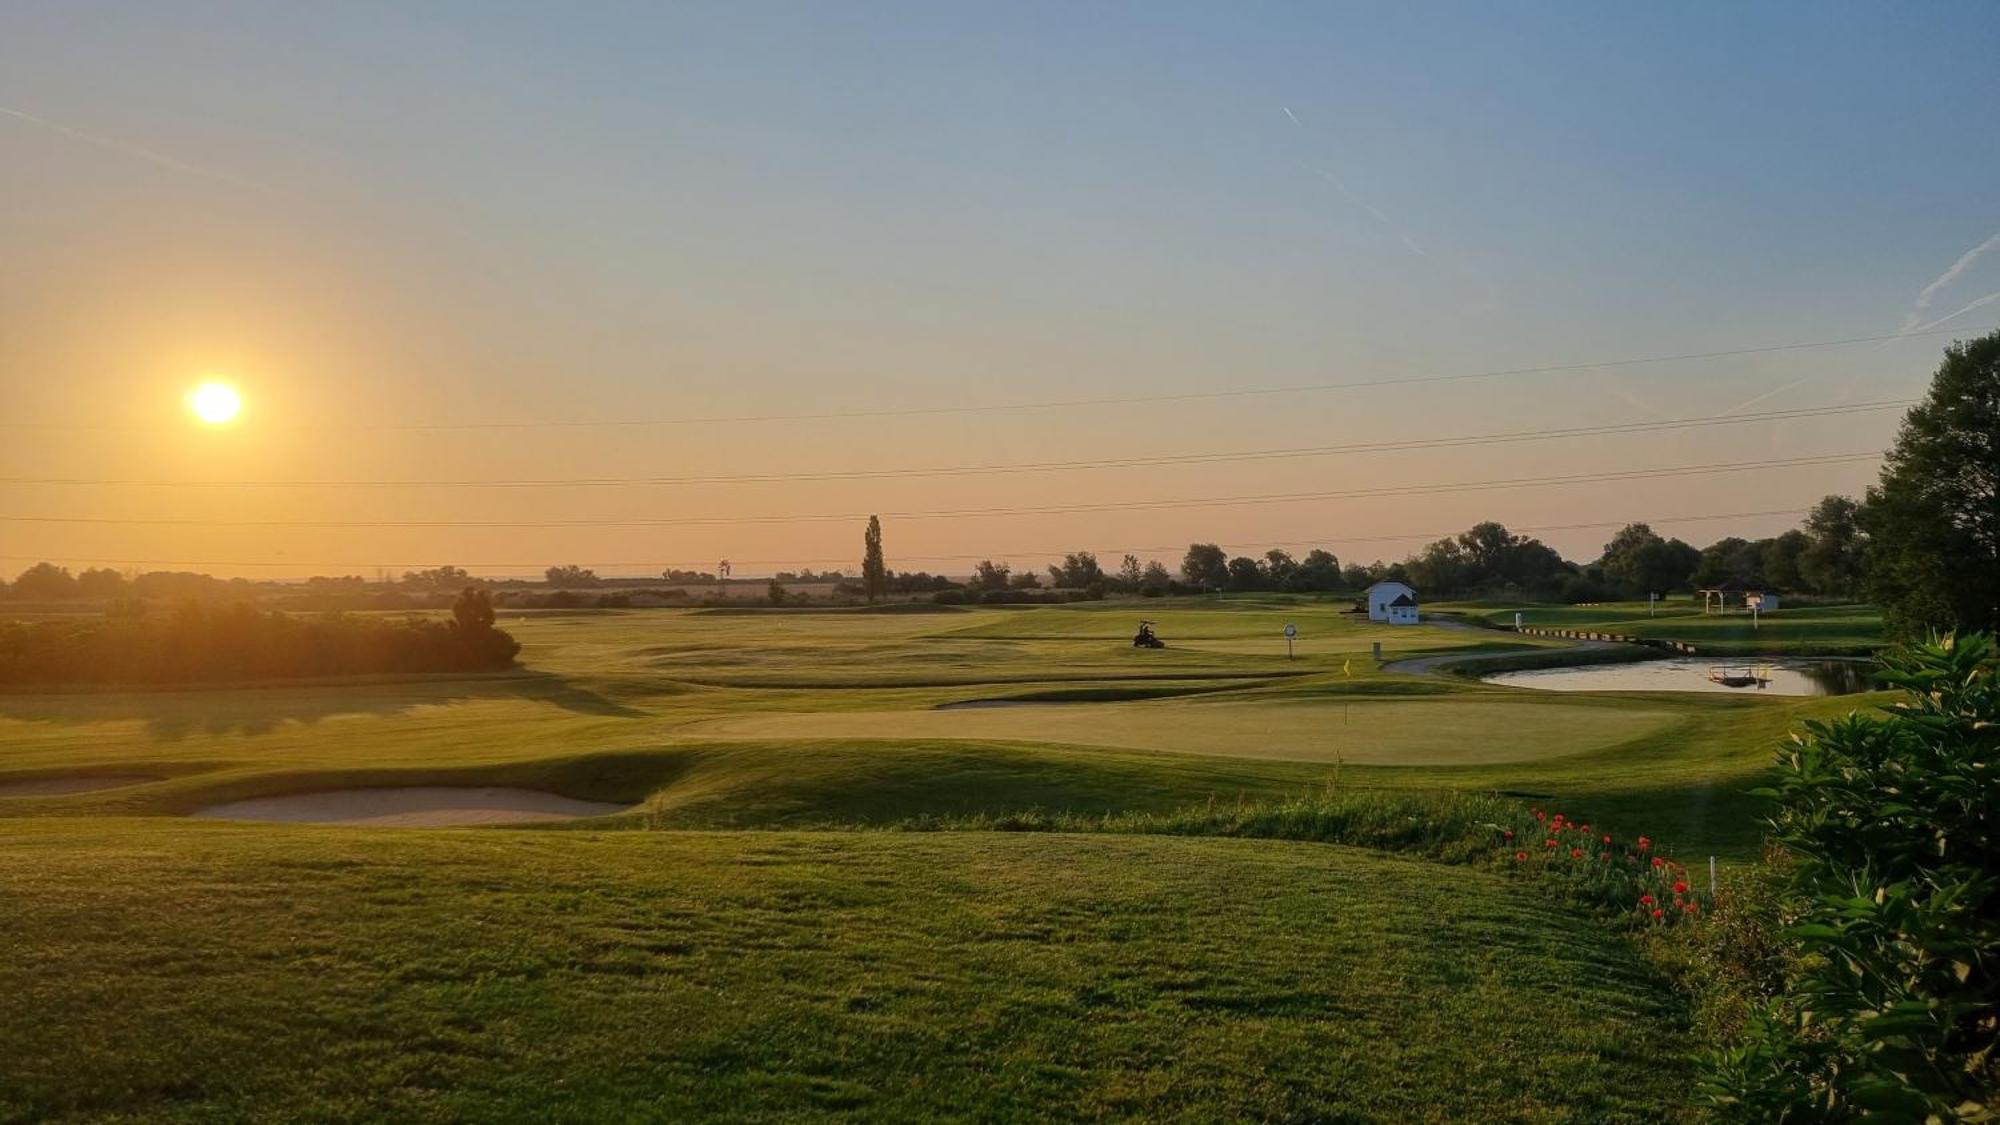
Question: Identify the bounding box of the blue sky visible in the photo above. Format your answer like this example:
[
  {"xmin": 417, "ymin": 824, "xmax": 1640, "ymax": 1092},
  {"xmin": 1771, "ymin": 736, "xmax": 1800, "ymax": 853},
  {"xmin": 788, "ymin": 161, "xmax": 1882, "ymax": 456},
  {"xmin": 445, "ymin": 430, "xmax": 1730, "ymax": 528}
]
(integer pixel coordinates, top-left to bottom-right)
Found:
[{"xmin": 3, "ymin": 2, "xmax": 1998, "ymax": 574}]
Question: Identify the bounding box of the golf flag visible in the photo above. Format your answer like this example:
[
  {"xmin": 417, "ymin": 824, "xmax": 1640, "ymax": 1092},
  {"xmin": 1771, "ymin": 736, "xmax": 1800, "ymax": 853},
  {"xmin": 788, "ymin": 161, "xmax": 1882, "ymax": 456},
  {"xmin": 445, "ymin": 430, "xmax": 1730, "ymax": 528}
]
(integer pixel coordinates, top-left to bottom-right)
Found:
[{"xmin": 1342, "ymin": 658, "xmax": 1352, "ymax": 677}]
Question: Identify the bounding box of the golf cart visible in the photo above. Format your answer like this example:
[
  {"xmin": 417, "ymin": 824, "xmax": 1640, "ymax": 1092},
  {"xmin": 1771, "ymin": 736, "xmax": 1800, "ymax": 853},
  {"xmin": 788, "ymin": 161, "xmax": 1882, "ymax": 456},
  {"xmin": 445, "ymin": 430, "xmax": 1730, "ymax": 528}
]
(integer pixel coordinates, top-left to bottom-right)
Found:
[{"xmin": 1133, "ymin": 620, "xmax": 1165, "ymax": 649}]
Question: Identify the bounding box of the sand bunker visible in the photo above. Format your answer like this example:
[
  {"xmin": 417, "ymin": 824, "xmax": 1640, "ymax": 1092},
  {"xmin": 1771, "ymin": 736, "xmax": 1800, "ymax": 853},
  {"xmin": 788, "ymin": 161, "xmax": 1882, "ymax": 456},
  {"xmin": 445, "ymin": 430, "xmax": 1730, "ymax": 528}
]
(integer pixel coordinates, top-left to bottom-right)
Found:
[
  {"xmin": 0, "ymin": 775, "xmax": 156, "ymax": 799},
  {"xmin": 193, "ymin": 787, "xmax": 634, "ymax": 827}
]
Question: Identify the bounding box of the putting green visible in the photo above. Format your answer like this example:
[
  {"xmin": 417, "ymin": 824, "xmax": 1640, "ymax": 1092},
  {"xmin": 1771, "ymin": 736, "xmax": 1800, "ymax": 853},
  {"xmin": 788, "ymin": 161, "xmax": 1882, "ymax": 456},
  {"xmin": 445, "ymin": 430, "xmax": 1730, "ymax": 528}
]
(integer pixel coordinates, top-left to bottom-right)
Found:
[{"xmin": 686, "ymin": 698, "xmax": 1682, "ymax": 765}]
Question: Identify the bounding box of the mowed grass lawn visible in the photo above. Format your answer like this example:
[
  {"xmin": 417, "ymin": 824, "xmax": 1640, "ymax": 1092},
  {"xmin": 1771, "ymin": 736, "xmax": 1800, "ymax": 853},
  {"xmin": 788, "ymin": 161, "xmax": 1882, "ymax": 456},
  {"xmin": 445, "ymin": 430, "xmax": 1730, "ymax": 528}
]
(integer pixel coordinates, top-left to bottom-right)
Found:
[
  {"xmin": 1440, "ymin": 597, "xmax": 1885, "ymax": 656},
  {"xmin": 0, "ymin": 822, "xmax": 1696, "ymax": 1123},
  {"xmin": 0, "ymin": 597, "xmax": 1877, "ymax": 1119}
]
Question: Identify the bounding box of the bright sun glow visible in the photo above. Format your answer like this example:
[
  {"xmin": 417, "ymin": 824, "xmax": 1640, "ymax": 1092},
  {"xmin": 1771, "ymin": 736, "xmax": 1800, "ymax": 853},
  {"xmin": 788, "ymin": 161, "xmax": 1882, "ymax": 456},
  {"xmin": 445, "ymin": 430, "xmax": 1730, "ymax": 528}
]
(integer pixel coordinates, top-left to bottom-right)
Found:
[{"xmin": 188, "ymin": 382, "xmax": 243, "ymax": 425}]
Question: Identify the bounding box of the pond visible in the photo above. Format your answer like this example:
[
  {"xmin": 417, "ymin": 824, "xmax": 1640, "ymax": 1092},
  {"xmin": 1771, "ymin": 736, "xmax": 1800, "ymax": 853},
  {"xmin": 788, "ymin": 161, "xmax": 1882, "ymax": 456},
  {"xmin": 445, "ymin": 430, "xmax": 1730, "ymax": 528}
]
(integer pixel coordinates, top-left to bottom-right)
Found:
[{"xmin": 1482, "ymin": 656, "xmax": 1875, "ymax": 696}]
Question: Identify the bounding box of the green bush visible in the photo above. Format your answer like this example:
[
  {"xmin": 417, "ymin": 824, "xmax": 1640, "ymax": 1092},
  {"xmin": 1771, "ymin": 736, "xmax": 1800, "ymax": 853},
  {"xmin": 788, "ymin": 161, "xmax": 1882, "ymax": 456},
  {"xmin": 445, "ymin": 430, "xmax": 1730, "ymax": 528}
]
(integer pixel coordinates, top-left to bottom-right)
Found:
[{"xmin": 1707, "ymin": 633, "xmax": 1998, "ymax": 1121}]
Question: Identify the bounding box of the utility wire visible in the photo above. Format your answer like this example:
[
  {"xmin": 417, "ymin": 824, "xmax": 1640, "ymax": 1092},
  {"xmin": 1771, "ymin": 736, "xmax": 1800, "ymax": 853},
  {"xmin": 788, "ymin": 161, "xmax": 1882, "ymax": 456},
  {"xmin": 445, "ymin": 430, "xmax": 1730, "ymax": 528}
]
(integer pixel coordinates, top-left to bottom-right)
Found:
[
  {"xmin": 0, "ymin": 451, "xmax": 1881, "ymax": 529},
  {"xmin": 0, "ymin": 400, "xmax": 1910, "ymax": 489},
  {"xmin": 1, "ymin": 324, "xmax": 1980, "ymax": 432}
]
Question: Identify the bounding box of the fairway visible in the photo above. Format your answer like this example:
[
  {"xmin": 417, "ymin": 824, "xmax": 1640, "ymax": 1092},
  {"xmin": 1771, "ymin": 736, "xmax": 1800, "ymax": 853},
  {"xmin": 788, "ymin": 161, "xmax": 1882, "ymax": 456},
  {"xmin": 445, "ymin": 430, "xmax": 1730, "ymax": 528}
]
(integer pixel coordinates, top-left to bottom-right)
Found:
[
  {"xmin": 0, "ymin": 822, "xmax": 1696, "ymax": 1123},
  {"xmin": 0, "ymin": 599, "xmax": 1856, "ymax": 1120},
  {"xmin": 689, "ymin": 697, "xmax": 1683, "ymax": 765}
]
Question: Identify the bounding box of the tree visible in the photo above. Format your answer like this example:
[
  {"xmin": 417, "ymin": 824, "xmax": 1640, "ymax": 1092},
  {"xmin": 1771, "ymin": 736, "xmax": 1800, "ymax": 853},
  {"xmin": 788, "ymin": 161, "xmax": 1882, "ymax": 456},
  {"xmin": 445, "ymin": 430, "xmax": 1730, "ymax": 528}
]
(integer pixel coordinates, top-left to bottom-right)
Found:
[
  {"xmin": 1406, "ymin": 537, "xmax": 1472, "ymax": 594},
  {"xmin": 861, "ymin": 516, "xmax": 887, "ymax": 603},
  {"xmin": 1599, "ymin": 523, "xmax": 1663, "ymax": 589},
  {"xmin": 402, "ymin": 566, "xmax": 472, "ymax": 591},
  {"xmin": 1139, "ymin": 560, "xmax": 1172, "ymax": 594},
  {"xmin": 1798, "ymin": 495, "xmax": 1867, "ymax": 597},
  {"xmin": 1181, "ymin": 543, "xmax": 1229, "ymax": 590},
  {"xmin": 11, "ymin": 563, "xmax": 77, "ymax": 600},
  {"xmin": 1225, "ymin": 556, "xmax": 1264, "ymax": 591},
  {"xmin": 543, "ymin": 565, "xmax": 599, "ymax": 588},
  {"xmin": 970, "ymin": 560, "xmax": 1011, "ymax": 590},
  {"xmin": 1692, "ymin": 537, "xmax": 1764, "ymax": 589},
  {"xmin": 1760, "ymin": 529, "xmax": 1810, "ymax": 592},
  {"xmin": 1295, "ymin": 548, "xmax": 1341, "ymax": 592},
  {"xmin": 767, "ymin": 580, "xmax": 787, "ymax": 606},
  {"xmin": 1115, "ymin": 554, "xmax": 1143, "ymax": 591},
  {"xmin": 1865, "ymin": 332, "xmax": 2000, "ymax": 635},
  {"xmin": 1259, "ymin": 550, "xmax": 1298, "ymax": 589},
  {"xmin": 76, "ymin": 568, "xmax": 127, "ymax": 599},
  {"xmin": 451, "ymin": 586, "xmax": 497, "ymax": 631},
  {"xmin": 1048, "ymin": 552, "xmax": 1104, "ymax": 589}
]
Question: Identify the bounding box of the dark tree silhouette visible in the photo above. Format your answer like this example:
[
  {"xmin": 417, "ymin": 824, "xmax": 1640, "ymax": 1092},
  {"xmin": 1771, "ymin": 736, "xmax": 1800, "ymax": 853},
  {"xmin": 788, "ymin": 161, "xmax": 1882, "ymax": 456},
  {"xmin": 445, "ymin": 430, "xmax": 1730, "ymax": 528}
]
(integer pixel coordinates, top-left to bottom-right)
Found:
[
  {"xmin": 1865, "ymin": 331, "xmax": 2000, "ymax": 635},
  {"xmin": 1181, "ymin": 543, "xmax": 1229, "ymax": 590},
  {"xmin": 862, "ymin": 516, "xmax": 887, "ymax": 603}
]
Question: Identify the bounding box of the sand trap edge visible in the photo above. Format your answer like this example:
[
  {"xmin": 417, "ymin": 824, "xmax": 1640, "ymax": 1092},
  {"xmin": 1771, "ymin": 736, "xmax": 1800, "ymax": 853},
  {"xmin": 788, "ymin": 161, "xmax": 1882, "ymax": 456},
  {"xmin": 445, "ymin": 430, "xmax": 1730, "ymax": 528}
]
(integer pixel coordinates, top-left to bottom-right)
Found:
[{"xmin": 191, "ymin": 786, "xmax": 636, "ymax": 827}]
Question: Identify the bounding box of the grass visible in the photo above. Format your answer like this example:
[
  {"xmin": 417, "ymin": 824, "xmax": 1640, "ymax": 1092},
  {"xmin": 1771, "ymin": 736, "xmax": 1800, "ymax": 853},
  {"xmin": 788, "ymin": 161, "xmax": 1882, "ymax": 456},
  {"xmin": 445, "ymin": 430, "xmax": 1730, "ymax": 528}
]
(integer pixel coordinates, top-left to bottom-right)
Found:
[
  {"xmin": 1440, "ymin": 597, "xmax": 1885, "ymax": 656},
  {"xmin": 0, "ymin": 822, "xmax": 1698, "ymax": 1123},
  {"xmin": 0, "ymin": 595, "xmax": 1888, "ymax": 1119}
]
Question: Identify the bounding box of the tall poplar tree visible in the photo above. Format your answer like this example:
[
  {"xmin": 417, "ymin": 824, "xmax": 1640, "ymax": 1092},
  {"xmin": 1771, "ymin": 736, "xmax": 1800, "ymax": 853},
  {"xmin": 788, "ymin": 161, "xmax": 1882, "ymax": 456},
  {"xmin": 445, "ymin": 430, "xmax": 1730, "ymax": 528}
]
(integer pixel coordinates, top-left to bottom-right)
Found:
[{"xmin": 861, "ymin": 516, "xmax": 887, "ymax": 603}]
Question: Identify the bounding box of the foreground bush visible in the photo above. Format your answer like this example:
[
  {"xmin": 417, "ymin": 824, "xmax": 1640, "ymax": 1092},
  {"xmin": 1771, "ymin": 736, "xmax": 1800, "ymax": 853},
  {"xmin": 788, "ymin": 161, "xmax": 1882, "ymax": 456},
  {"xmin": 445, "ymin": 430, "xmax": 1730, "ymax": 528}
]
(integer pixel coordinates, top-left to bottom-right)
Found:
[
  {"xmin": 1707, "ymin": 633, "xmax": 1998, "ymax": 1121},
  {"xmin": 0, "ymin": 589, "xmax": 520, "ymax": 686}
]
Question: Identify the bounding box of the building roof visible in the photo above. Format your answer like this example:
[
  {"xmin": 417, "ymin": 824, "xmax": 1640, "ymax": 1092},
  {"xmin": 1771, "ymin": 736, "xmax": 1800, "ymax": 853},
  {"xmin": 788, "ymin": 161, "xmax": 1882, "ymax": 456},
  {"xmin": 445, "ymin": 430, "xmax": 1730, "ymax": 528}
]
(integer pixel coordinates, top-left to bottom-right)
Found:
[
  {"xmin": 1367, "ymin": 580, "xmax": 1414, "ymax": 593},
  {"xmin": 1389, "ymin": 593, "xmax": 1418, "ymax": 607}
]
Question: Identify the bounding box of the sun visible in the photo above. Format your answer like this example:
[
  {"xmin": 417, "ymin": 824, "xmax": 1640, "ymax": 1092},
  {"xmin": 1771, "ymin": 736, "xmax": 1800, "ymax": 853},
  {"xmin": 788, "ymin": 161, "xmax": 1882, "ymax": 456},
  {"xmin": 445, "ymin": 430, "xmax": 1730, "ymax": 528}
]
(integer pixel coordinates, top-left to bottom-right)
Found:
[{"xmin": 188, "ymin": 382, "xmax": 243, "ymax": 425}]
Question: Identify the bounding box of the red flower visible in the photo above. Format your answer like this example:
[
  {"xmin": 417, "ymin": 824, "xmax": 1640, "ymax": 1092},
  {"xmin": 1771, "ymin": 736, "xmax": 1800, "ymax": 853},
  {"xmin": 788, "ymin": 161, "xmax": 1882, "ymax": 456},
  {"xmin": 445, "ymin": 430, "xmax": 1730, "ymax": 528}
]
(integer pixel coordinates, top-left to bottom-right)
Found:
[
  {"xmin": 1601, "ymin": 834, "xmax": 1612, "ymax": 844},
  {"xmin": 1683, "ymin": 902, "xmax": 1698, "ymax": 914},
  {"xmin": 1533, "ymin": 809, "xmax": 1546, "ymax": 821},
  {"xmin": 1637, "ymin": 836, "xmax": 1651, "ymax": 851},
  {"xmin": 1651, "ymin": 909, "xmax": 1664, "ymax": 920},
  {"xmin": 1503, "ymin": 829, "xmax": 1514, "ymax": 840},
  {"xmin": 1515, "ymin": 851, "xmax": 1528, "ymax": 862},
  {"xmin": 1672, "ymin": 881, "xmax": 1688, "ymax": 895},
  {"xmin": 1639, "ymin": 894, "xmax": 1655, "ymax": 906},
  {"xmin": 1651, "ymin": 857, "xmax": 1664, "ymax": 869},
  {"xmin": 1570, "ymin": 848, "xmax": 1583, "ymax": 859}
]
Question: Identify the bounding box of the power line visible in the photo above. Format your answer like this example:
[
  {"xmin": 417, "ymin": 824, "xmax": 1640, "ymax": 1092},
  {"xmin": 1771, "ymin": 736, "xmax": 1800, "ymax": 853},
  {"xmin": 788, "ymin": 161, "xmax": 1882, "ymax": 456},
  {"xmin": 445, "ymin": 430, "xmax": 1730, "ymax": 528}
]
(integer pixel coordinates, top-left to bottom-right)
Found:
[
  {"xmin": 0, "ymin": 506, "xmax": 1818, "ymax": 572},
  {"xmin": 0, "ymin": 400, "xmax": 1910, "ymax": 489},
  {"xmin": 0, "ymin": 451, "xmax": 1881, "ymax": 529},
  {"xmin": 1, "ymin": 324, "xmax": 1981, "ymax": 432}
]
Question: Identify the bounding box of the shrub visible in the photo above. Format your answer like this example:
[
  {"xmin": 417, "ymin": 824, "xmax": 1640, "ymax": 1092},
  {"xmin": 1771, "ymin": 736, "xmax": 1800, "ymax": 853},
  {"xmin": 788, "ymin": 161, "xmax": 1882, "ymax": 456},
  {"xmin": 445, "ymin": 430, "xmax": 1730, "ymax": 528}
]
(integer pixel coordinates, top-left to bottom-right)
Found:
[{"xmin": 1707, "ymin": 633, "xmax": 1999, "ymax": 1120}]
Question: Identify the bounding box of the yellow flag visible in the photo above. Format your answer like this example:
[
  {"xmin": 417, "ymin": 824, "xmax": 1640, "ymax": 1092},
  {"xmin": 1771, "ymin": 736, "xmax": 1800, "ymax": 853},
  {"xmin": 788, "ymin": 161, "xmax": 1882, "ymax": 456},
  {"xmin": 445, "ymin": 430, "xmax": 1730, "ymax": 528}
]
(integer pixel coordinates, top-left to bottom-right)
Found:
[{"xmin": 1342, "ymin": 658, "xmax": 1352, "ymax": 677}]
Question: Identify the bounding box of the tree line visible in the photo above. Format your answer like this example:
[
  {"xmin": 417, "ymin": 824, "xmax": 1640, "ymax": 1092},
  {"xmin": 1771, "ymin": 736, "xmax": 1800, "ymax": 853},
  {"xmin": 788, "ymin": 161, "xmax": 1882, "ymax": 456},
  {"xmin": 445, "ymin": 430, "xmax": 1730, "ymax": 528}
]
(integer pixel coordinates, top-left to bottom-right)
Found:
[{"xmin": 0, "ymin": 588, "xmax": 519, "ymax": 686}]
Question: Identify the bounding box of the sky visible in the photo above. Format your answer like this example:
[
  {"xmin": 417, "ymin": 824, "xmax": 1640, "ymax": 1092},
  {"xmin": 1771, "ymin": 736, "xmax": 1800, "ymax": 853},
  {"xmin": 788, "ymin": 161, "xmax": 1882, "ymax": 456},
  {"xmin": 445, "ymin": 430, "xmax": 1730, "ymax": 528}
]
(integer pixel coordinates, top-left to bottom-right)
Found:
[{"xmin": 3, "ymin": 1, "xmax": 1999, "ymax": 580}]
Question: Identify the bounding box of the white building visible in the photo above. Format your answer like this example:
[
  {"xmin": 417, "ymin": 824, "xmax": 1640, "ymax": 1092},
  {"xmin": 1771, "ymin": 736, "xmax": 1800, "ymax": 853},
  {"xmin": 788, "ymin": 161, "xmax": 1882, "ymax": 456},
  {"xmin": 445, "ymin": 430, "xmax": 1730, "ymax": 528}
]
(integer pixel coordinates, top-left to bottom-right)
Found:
[{"xmin": 1366, "ymin": 581, "xmax": 1421, "ymax": 625}]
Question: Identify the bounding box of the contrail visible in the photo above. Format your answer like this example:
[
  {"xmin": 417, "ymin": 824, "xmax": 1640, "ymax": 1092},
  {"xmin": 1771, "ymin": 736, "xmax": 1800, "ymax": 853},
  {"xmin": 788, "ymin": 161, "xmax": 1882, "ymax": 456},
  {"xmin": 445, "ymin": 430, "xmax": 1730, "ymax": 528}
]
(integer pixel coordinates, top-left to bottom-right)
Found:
[
  {"xmin": 0, "ymin": 105, "xmax": 276, "ymax": 193},
  {"xmin": 1898, "ymin": 229, "xmax": 2000, "ymax": 332},
  {"xmin": 1907, "ymin": 290, "xmax": 2000, "ymax": 334},
  {"xmin": 1715, "ymin": 375, "xmax": 1814, "ymax": 418},
  {"xmin": 1283, "ymin": 106, "xmax": 1427, "ymax": 258}
]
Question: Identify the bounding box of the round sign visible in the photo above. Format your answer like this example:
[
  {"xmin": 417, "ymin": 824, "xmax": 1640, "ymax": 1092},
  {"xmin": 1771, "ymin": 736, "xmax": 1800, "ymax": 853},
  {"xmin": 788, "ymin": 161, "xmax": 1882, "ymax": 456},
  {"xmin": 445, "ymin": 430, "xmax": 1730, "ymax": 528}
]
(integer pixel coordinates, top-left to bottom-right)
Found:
[{"xmin": 1283, "ymin": 623, "xmax": 1297, "ymax": 638}]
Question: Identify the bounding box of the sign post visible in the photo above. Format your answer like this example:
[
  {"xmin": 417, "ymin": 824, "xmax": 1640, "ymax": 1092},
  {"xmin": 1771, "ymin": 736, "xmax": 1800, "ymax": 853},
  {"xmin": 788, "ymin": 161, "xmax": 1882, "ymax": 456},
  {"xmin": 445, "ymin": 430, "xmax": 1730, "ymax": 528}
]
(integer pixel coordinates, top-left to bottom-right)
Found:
[{"xmin": 1283, "ymin": 622, "xmax": 1297, "ymax": 660}]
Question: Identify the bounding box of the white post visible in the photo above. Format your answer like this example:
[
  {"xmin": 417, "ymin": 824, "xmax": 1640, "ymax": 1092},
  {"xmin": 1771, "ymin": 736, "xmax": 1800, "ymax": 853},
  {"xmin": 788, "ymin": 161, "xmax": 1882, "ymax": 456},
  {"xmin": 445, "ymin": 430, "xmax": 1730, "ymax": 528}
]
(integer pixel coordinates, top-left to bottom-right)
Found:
[
  {"xmin": 1709, "ymin": 855, "xmax": 1718, "ymax": 895},
  {"xmin": 1514, "ymin": 611, "xmax": 1523, "ymax": 629},
  {"xmin": 1649, "ymin": 592, "xmax": 1657, "ymax": 616}
]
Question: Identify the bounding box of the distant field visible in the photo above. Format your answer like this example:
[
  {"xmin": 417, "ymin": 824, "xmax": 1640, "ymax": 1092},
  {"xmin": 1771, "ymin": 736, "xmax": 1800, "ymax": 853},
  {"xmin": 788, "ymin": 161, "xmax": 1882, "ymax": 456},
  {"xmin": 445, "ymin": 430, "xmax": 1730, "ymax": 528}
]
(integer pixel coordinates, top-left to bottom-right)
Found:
[
  {"xmin": 0, "ymin": 596, "xmax": 1877, "ymax": 1119},
  {"xmin": 1439, "ymin": 597, "xmax": 1886, "ymax": 655}
]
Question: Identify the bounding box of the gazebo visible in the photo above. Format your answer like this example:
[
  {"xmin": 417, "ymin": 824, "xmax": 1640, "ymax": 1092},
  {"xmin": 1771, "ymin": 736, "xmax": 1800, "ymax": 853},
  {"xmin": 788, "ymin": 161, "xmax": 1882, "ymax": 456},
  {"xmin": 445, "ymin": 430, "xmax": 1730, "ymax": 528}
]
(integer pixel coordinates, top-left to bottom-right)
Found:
[{"xmin": 1698, "ymin": 580, "xmax": 1763, "ymax": 615}]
